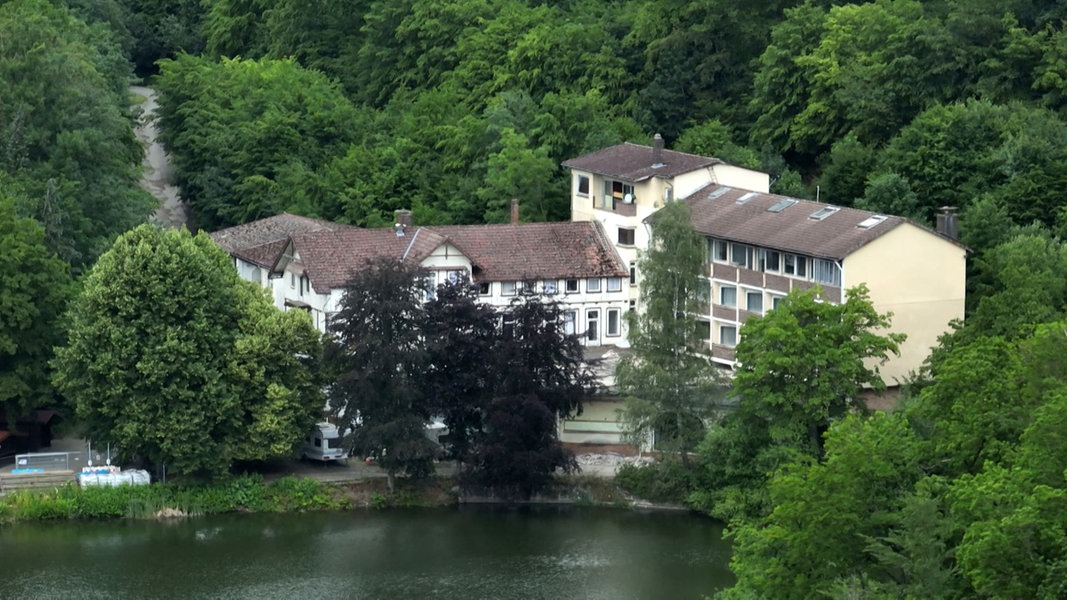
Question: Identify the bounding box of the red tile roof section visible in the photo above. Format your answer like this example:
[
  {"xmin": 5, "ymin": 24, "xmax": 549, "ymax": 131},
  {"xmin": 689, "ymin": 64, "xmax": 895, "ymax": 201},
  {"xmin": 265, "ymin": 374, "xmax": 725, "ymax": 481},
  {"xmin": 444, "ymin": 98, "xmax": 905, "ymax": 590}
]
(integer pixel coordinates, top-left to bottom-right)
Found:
[
  {"xmin": 561, "ymin": 142, "xmax": 724, "ymax": 181},
  {"xmin": 432, "ymin": 221, "xmax": 627, "ymax": 282},
  {"xmin": 291, "ymin": 227, "xmax": 450, "ymax": 292},
  {"xmin": 213, "ymin": 217, "xmax": 627, "ymax": 293},
  {"xmin": 683, "ymin": 185, "xmax": 917, "ymax": 259},
  {"xmin": 209, "ymin": 213, "xmax": 345, "ymax": 267}
]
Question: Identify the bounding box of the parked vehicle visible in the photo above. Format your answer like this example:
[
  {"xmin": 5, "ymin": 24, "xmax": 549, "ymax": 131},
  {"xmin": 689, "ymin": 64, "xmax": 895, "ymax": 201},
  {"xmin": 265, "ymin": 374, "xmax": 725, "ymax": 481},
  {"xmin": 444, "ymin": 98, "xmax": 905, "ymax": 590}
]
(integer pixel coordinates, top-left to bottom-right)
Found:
[{"xmin": 302, "ymin": 423, "xmax": 346, "ymax": 462}]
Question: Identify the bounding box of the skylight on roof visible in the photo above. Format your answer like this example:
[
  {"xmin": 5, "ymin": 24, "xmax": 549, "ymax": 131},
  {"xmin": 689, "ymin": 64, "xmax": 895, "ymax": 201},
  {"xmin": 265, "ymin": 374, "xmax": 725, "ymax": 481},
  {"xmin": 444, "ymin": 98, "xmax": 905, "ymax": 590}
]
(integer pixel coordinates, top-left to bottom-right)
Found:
[
  {"xmin": 857, "ymin": 215, "xmax": 888, "ymax": 229},
  {"xmin": 809, "ymin": 206, "xmax": 840, "ymax": 221},
  {"xmin": 736, "ymin": 192, "xmax": 758, "ymax": 205},
  {"xmin": 707, "ymin": 187, "xmax": 729, "ymax": 200},
  {"xmin": 768, "ymin": 198, "xmax": 798, "ymax": 213}
]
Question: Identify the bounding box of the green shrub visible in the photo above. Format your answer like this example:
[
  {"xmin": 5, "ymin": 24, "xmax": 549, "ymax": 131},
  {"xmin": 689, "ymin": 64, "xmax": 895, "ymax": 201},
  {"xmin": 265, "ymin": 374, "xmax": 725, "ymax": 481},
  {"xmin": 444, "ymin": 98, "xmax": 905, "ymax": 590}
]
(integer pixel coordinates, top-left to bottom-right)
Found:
[
  {"xmin": 0, "ymin": 475, "xmax": 348, "ymax": 523},
  {"xmin": 7, "ymin": 487, "xmax": 77, "ymax": 520},
  {"xmin": 615, "ymin": 461, "xmax": 698, "ymax": 504},
  {"xmin": 68, "ymin": 485, "xmax": 130, "ymax": 518},
  {"xmin": 268, "ymin": 476, "xmax": 343, "ymax": 511}
]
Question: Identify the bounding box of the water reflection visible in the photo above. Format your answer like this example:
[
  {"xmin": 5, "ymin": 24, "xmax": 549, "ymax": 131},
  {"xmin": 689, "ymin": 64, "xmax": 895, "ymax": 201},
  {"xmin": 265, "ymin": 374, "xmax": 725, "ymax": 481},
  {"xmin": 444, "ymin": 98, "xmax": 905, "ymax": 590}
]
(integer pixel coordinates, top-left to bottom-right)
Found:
[{"xmin": 0, "ymin": 507, "xmax": 733, "ymax": 599}]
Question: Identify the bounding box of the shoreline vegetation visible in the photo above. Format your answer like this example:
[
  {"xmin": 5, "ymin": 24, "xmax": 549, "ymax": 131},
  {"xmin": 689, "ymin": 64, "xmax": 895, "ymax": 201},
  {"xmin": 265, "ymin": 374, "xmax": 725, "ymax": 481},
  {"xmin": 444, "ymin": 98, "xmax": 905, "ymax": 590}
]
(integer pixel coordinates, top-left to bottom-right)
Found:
[{"xmin": 0, "ymin": 471, "xmax": 691, "ymax": 525}]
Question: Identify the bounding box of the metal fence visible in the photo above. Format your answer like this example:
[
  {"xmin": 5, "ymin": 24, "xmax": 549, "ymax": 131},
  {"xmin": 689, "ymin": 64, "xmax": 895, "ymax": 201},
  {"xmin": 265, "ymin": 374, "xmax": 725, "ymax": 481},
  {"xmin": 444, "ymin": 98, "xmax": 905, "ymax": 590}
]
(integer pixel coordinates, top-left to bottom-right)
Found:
[{"xmin": 14, "ymin": 451, "xmax": 83, "ymax": 472}]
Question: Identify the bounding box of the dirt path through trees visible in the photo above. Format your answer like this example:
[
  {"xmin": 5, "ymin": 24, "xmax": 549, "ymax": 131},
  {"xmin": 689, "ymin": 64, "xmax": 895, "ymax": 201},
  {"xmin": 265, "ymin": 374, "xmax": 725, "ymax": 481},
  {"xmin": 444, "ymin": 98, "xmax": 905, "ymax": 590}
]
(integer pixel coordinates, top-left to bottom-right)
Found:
[{"xmin": 131, "ymin": 85, "xmax": 187, "ymax": 229}]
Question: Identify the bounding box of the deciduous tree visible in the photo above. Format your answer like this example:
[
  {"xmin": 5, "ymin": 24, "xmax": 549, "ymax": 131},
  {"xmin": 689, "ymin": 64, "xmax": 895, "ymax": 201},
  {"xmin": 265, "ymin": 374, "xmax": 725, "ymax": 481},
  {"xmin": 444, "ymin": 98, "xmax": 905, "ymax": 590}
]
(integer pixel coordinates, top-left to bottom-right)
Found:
[
  {"xmin": 733, "ymin": 285, "xmax": 904, "ymax": 456},
  {"xmin": 0, "ymin": 0, "xmax": 153, "ymax": 267},
  {"xmin": 0, "ymin": 195, "xmax": 71, "ymax": 425},
  {"xmin": 154, "ymin": 54, "xmax": 361, "ymax": 230},
  {"xmin": 421, "ymin": 277, "xmax": 498, "ymax": 465},
  {"xmin": 53, "ymin": 225, "xmax": 322, "ymax": 477},
  {"xmin": 327, "ymin": 258, "xmax": 440, "ymax": 490},
  {"xmin": 464, "ymin": 295, "xmax": 594, "ymax": 498},
  {"xmin": 617, "ymin": 200, "xmax": 724, "ymax": 460}
]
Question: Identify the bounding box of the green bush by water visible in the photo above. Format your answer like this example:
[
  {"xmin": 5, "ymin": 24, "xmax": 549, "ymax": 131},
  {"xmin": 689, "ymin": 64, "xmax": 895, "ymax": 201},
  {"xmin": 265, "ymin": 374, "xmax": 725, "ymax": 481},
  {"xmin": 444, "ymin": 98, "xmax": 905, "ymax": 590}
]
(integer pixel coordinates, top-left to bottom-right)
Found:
[
  {"xmin": 0, "ymin": 475, "xmax": 348, "ymax": 523},
  {"xmin": 615, "ymin": 462, "xmax": 698, "ymax": 504}
]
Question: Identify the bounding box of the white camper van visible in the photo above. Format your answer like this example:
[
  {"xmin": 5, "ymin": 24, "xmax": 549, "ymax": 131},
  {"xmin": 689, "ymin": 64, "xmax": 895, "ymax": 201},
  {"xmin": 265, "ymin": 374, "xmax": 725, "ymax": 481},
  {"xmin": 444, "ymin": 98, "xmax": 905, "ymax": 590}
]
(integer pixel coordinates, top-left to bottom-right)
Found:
[{"xmin": 302, "ymin": 422, "xmax": 346, "ymax": 462}]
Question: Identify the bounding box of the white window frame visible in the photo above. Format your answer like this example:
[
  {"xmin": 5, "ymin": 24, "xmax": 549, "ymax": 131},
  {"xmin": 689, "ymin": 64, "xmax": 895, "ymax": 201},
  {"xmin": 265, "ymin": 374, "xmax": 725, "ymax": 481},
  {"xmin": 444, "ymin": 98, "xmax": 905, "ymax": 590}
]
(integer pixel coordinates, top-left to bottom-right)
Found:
[
  {"xmin": 745, "ymin": 290, "xmax": 763, "ymax": 313},
  {"xmin": 710, "ymin": 239, "xmax": 728, "ymax": 263},
  {"xmin": 478, "ymin": 281, "xmax": 491, "ymax": 295},
  {"xmin": 812, "ymin": 259, "xmax": 841, "ymax": 286},
  {"xmin": 587, "ymin": 277, "xmax": 602, "ymax": 293},
  {"xmin": 606, "ymin": 308, "xmax": 622, "ymax": 337},
  {"xmin": 719, "ymin": 285, "xmax": 737, "ymax": 307},
  {"xmin": 543, "ymin": 280, "xmax": 558, "ymax": 295},
  {"xmin": 607, "ymin": 277, "xmax": 623, "ymax": 292},
  {"xmin": 563, "ymin": 310, "xmax": 577, "ymax": 336},
  {"xmin": 577, "ymin": 174, "xmax": 590, "ymax": 197},
  {"xmin": 502, "ymin": 281, "xmax": 518, "ymax": 296},
  {"xmin": 565, "ymin": 279, "xmax": 579, "ymax": 293},
  {"xmin": 720, "ymin": 325, "xmax": 738, "ymax": 348},
  {"xmin": 586, "ymin": 309, "xmax": 600, "ymax": 342},
  {"xmin": 784, "ymin": 253, "xmax": 807, "ymax": 278},
  {"xmin": 758, "ymin": 249, "xmax": 780, "ymax": 273},
  {"xmin": 730, "ymin": 243, "xmax": 754, "ymax": 269}
]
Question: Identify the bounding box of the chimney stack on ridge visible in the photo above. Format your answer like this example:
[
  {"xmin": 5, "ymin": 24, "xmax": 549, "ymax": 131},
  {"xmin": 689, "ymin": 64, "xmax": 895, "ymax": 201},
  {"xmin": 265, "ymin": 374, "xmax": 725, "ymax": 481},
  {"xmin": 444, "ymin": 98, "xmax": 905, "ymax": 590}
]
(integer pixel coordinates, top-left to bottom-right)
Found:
[
  {"xmin": 510, "ymin": 198, "xmax": 520, "ymax": 224},
  {"xmin": 394, "ymin": 209, "xmax": 412, "ymax": 236},
  {"xmin": 936, "ymin": 206, "xmax": 959, "ymax": 240},
  {"xmin": 652, "ymin": 133, "xmax": 665, "ymax": 167}
]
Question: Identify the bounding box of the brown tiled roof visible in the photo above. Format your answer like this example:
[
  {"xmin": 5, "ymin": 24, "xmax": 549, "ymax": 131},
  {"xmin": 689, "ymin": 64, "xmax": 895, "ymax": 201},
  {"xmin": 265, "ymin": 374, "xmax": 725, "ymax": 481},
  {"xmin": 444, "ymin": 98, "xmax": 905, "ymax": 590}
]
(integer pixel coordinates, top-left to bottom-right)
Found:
[
  {"xmin": 292, "ymin": 227, "xmax": 450, "ymax": 292},
  {"xmin": 426, "ymin": 221, "xmax": 628, "ymax": 282},
  {"xmin": 214, "ymin": 215, "xmax": 627, "ymax": 292},
  {"xmin": 562, "ymin": 142, "xmax": 724, "ymax": 181},
  {"xmin": 683, "ymin": 185, "xmax": 920, "ymax": 260},
  {"xmin": 209, "ymin": 213, "xmax": 345, "ymax": 267}
]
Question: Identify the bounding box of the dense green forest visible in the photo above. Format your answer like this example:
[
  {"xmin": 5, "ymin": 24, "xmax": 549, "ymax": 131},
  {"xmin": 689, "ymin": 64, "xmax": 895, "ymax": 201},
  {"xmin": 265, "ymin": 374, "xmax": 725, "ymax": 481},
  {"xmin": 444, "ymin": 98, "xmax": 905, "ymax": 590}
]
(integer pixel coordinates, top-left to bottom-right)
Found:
[
  {"xmin": 7, "ymin": 0, "xmax": 1067, "ymax": 253},
  {"xmin": 4, "ymin": 0, "xmax": 1067, "ymax": 596}
]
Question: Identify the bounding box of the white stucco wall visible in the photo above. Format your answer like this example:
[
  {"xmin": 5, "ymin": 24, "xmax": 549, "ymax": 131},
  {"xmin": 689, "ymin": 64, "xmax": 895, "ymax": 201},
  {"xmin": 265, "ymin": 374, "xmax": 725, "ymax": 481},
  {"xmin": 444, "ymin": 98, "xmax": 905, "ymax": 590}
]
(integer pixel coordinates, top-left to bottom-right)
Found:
[
  {"xmin": 843, "ymin": 223, "xmax": 966, "ymax": 384},
  {"xmin": 709, "ymin": 164, "xmax": 770, "ymax": 194}
]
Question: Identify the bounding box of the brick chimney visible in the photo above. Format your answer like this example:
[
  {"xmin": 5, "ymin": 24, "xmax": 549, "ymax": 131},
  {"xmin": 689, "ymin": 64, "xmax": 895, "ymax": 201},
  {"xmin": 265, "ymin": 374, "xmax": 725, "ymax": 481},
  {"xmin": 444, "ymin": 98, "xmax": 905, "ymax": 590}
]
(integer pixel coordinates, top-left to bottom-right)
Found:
[
  {"xmin": 510, "ymin": 198, "xmax": 519, "ymax": 224},
  {"xmin": 652, "ymin": 133, "xmax": 665, "ymax": 167},
  {"xmin": 936, "ymin": 206, "xmax": 959, "ymax": 240},
  {"xmin": 394, "ymin": 209, "xmax": 412, "ymax": 236}
]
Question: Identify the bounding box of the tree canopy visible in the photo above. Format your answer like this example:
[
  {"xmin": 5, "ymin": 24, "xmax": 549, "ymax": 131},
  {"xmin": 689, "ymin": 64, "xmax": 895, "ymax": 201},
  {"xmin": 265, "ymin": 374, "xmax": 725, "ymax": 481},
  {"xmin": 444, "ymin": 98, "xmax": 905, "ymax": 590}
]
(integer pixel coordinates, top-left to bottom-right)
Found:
[
  {"xmin": 53, "ymin": 225, "xmax": 323, "ymax": 477},
  {"xmin": 732, "ymin": 284, "xmax": 904, "ymax": 456},
  {"xmin": 326, "ymin": 258, "xmax": 441, "ymax": 490},
  {"xmin": 0, "ymin": 194, "xmax": 71, "ymax": 423},
  {"xmin": 720, "ymin": 317, "xmax": 1067, "ymax": 598},
  {"xmin": 691, "ymin": 286, "xmax": 904, "ymax": 523},
  {"xmin": 327, "ymin": 262, "xmax": 592, "ymax": 497},
  {"xmin": 153, "ymin": 54, "xmax": 362, "ymax": 231},
  {"xmin": 0, "ymin": 0, "xmax": 153, "ymax": 267},
  {"xmin": 617, "ymin": 200, "xmax": 724, "ymax": 459}
]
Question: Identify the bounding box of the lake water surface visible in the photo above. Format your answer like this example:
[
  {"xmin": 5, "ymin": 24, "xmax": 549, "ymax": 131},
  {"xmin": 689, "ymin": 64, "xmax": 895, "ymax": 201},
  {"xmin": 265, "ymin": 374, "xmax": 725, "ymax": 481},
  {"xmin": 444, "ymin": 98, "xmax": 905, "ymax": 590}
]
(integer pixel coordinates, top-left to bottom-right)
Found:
[{"xmin": 1, "ymin": 506, "xmax": 732, "ymax": 599}]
